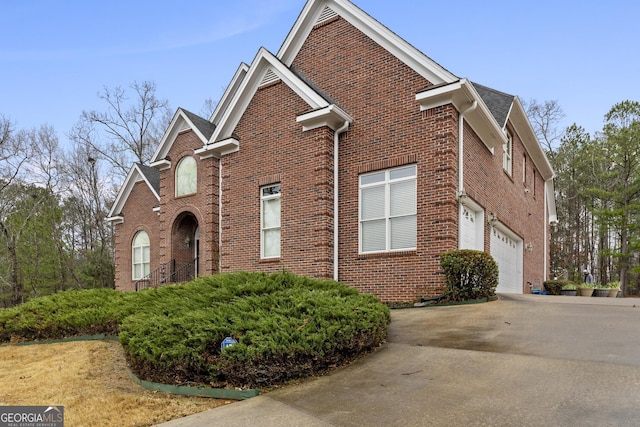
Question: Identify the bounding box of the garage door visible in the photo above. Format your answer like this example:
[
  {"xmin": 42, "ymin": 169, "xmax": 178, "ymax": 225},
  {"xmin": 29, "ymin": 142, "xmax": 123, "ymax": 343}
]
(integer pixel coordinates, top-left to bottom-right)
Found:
[
  {"xmin": 491, "ymin": 226, "xmax": 523, "ymax": 294},
  {"xmin": 460, "ymin": 207, "xmax": 477, "ymax": 249},
  {"xmin": 460, "ymin": 205, "xmax": 483, "ymax": 251}
]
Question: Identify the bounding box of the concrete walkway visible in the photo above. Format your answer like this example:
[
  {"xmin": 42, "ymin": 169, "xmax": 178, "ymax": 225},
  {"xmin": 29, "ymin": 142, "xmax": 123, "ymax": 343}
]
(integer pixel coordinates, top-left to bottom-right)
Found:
[{"xmin": 157, "ymin": 295, "xmax": 640, "ymax": 426}]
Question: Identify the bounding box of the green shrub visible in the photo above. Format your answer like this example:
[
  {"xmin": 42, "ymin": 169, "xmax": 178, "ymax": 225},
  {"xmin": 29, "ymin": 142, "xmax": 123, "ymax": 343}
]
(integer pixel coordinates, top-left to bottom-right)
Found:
[
  {"xmin": 561, "ymin": 283, "xmax": 577, "ymax": 290},
  {"xmin": 440, "ymin": 250, "xmax": 498, "ymax": 301},
  {"xmin": 543, "ymin": 280, "xmax": 565, "ymax": 295},
  {"xmin": 1, "ymin": 271, "xmax": 390, "ymax": 389}
]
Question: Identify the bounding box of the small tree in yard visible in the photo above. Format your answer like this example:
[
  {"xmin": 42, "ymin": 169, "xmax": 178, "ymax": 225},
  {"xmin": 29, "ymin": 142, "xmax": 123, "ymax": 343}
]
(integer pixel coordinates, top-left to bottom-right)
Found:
[{"xmin": 440, "ymin": 250, "xmax": 499, "ymax": 301}]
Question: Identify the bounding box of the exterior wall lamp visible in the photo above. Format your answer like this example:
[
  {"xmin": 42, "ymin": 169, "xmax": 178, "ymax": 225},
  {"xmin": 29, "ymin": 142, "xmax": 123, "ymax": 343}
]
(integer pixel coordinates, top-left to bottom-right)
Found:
[
  {"xmin": 488, "ymin": 213, "xmax": 498, "ymax": 225},
  {"xmin": 184, "ymin": 235, "xmax": 191, "ymax": 248},
  {"xmin": 456, "ymin": 190, "xmax": 468, "ymax": 205}
]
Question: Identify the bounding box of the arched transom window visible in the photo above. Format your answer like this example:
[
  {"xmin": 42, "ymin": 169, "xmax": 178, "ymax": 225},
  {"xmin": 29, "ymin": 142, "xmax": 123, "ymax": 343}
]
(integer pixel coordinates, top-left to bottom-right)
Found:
[
  {"xmin": 132, "ymin": 231, "xmax": 150, "ymax": 280},
  {"xmin": 175, "ymin": 156, "xmax": 197, "ymax": 196}
]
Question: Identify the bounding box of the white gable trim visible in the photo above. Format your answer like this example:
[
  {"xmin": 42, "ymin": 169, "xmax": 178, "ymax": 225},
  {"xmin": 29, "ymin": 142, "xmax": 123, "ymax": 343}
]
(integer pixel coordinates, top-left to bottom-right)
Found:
[
  {"xmin": 278, "ymin": 0, "xmax": 457, "ymax": 85},
  {"xmin": 210, "ymin": 63, "xmax": 249, "ymax": 126},
  {"xmin": 150, "ymin": 108, "xmax": 212, "ymax": 165},
  {"xmin": 107, "ymin": 164, "xmax": 160, "ymax": 221},
  {"xmin": 209, "ymin": 47, "xmax": 333, "ymax": 143},
  {"xmin": 507, "ymin": 97, "xmax": 555, "ymax": 181}
]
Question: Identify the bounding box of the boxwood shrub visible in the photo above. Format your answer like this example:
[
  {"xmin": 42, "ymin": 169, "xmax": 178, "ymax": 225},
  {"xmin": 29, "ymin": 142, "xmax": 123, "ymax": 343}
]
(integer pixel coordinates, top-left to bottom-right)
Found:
[
  {"xmin": 0, "ymin": 271, "xmax": 390, "ymax": 389},
  {"xmin": 440, "ymin": 250, "xmax": 498, "ymax": 301}
]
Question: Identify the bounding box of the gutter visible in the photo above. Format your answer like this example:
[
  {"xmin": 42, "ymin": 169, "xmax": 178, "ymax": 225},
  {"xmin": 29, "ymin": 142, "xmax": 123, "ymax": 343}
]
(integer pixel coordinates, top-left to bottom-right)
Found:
[{"xmin": 333, "ymin": 121, "xmax": 350, "ymax": 281}]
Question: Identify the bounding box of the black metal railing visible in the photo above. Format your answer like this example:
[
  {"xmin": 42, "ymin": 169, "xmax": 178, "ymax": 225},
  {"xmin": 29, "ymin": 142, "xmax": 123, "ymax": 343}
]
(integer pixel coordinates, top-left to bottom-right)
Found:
[
  {"xmin": 135, "ymin": 258, "xmax": 198, "ymax": 291},
  {"xmin": 170, "ymin": 257, "xmax": 198, "ymax": 284}
]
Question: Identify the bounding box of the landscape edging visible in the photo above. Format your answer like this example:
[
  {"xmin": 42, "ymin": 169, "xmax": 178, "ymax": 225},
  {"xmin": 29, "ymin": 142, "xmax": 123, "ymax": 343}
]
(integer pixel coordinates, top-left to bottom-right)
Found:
[{"xmin": 4, "ymin": 334, "xmax": 260, "ymax": 400}]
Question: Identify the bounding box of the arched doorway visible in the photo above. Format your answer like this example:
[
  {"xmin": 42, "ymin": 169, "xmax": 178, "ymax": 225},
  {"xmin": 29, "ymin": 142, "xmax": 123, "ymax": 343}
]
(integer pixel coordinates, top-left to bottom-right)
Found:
[{"xmin": 171, "ymin": 212, "xmax": 199, "ymax": 282}]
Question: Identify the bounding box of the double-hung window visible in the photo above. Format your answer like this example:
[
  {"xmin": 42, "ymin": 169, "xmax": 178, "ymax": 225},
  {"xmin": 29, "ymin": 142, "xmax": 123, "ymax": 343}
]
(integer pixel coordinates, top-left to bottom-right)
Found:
[
  {"xmin": 359, "ymin": 165, "xmax": 417, "ymax": 253},
  {"xmin": 503, "ymin": 132, "xmax": 513, "ymax": 175},
  {"xmin": 132, "ymin": 231, "xmax": 150, "ymax": 280},
  {"xmin": 261, "ymin": 184, "xmax": 281, "ymax": 258}
]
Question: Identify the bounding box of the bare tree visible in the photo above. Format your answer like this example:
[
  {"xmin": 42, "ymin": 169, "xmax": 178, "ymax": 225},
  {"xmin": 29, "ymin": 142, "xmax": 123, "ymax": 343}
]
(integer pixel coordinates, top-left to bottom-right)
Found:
[
  {"xmin": 70, "ymin": 81, "xmax": 170, "ymax": 181},
  {"xmin": 523, "ymin": 99, "xmax": 565, "ymax": 159}
]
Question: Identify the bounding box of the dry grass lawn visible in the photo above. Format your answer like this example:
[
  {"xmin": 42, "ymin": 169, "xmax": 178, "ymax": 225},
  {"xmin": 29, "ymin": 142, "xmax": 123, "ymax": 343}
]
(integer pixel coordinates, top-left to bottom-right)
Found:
[{"xmin": 0, "ymin": 340, "xmax": 231, "ymax": 426}]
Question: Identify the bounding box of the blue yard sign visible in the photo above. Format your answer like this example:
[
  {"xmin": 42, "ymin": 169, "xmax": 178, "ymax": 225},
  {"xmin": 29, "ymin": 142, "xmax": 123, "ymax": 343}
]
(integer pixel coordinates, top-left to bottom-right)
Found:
[{"xmin": 221, "ymin": 337, "xmax": 238, "ymax": 351}]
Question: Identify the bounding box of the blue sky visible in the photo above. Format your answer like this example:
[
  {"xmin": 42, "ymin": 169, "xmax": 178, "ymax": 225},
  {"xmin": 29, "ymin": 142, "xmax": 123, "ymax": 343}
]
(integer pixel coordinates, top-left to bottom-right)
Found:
[{"xmin": 1, "ymin": 0, "xmax": 638, "ymax": 147}]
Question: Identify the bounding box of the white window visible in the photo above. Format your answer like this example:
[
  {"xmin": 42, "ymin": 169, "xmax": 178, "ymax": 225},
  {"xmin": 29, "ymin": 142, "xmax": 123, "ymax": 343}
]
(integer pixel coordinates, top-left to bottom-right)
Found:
[
  {"xmin": 503, "ymin": 132, "xmax": 513, "ymax": 175},
  {"xmin": 132, "ymin": 231, "xmax": 150, "ymax": 280},
  {"xmin": 261, "ymin": 184, "xmax": 281, "ymax": 258},
  {"xmin": 176, "ymin": 156, "xmax": 197, "ymax": 196},
  {"xmin": 359, "ymin": 165, "xmax": 417, "ymax": 253}
]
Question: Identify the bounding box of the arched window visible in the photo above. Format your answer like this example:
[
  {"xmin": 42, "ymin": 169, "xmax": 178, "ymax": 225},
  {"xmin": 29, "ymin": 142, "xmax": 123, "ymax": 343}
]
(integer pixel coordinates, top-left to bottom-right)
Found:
[
  {"xmin": 132, "ymin": 231, "xmax": 150, "ymax": 280},
  {"xmin": 175, "ymin": 156, "xmax": 197, "ymax": 196}
]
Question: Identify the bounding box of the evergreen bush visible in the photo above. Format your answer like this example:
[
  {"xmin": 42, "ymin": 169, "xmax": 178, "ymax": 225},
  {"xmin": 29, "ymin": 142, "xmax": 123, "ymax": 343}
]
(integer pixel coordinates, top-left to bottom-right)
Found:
[
  {"xmin": 440, "ymin": 250, "xmax": 498, "ymax": 301},
  {"xmin": 0, "ymin": 271, "xmax": 390, "ymax": 389},
  {"xmin": 543, "ymin": 280, "xmax": 565, "ymax": 295}
]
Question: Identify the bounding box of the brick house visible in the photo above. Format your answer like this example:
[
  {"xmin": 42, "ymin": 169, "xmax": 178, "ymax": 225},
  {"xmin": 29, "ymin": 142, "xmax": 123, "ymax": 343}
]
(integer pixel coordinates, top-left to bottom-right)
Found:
[{"xmin": 107, "ymin": 0, "xmax": 556, "ymax": 302}]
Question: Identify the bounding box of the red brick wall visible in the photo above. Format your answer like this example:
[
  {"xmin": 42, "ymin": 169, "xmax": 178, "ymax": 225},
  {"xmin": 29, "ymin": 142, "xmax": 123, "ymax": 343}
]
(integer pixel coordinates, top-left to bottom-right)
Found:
[
  {"xmin": 112, "ymin": 181, "xmax": 160, "ymax": 291},
  {"xmin": 158, "ymin": 129, "xmax": 219, "ymax": 277},
  {"xmin": 218, "ymin": 17, "xmax": 461, "ymax": 302},
  {"xmin": 292, "ymin": 17, "xmax": 460, "ymax": 302},
  {"xmin": 463, "ymin": 121, "xmax": 547, "ymax": 293},
  {"xmin": 115, "ymin": 16, "xmax": 549, "ymax": 302},
  {"xmin": 221, "ymin": 81, "xmax": 335, "ymax": 278}
]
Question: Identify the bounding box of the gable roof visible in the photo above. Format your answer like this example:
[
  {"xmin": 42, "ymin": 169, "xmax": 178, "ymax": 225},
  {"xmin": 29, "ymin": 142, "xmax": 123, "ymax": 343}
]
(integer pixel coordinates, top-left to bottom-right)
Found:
[
  {"xmin": 150, "ymin": 108, "xmax": 215, "ymax": 167},
  {"xmin": 278, "ymin": 0, "xmax": 458, "ymax": 85},
  {"xmin": 136, "ymin": 163, "xmax": 160, "ymax": 195},
  {"xmin": 106, "ymin": 163, "xmax": 160, "ymax": 222},
  {"xmin": 206, "ymin": 47, "xmax": 352, "ymax": 144},
  {"xmin": 472, "ymin": 83, "xmax": 514, "ymax": 129}
]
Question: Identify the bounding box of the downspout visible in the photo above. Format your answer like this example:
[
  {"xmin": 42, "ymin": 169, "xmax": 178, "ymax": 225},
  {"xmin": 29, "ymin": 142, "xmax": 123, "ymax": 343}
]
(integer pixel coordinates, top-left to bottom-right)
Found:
[
  {"xmin": 544, "ymin": 180, "xmax": 548, "ymax": 281},
  {"xmin": 334, "ymin": 121, "xmax": 350, "ymax": 281},
  {"xmin": 218, "ymin": 160, "xmax": 223, "ymax": 273},
  {"xmin": 457, "ymin": 101, "xmax": 477, "ymax": 248},
  {"xmin": 458, "ymin": 101, "xmax": 477, "ymax": 197}
]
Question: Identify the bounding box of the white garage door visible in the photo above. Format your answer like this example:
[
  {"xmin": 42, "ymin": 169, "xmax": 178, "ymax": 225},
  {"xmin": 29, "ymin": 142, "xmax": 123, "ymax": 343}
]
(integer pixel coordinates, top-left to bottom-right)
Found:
[
  {"xmin": 460, "ymin": 205, "xmax": 483, "ymax": 251},
  {"xmin": 491, "ymin": 226, "xmax": 523, "ymax": 294},
  {"xmin": 460, "ymin": 207, "xmax": 477, "ymax": 249}
]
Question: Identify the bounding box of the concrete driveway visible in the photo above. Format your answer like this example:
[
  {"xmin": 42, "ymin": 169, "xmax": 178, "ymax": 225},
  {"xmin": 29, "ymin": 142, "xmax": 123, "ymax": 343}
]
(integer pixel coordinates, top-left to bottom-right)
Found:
[{"xmin": 157, "ymin": 295, "xmax": 640, "ymax": 426}]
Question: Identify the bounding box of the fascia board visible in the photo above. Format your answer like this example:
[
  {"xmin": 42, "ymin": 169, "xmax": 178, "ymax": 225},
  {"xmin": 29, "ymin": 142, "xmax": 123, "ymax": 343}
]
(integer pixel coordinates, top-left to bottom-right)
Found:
[
  {"xmin": 210, "ymin": 47, "xmax": 329, "ymax": 143},
  {"xmin": 278, "ymin": 0, "xmax": 457, "ymax": 85},
  {"xmin": 210, "ymin": 63, "xmax": 249, "ymax": 126},
  {"xmin": 107, "ymin": 164, "xmax": 159, "ymax": 219},
  {"xmin": 545, "ymin": 180, "xmax": 558, "ymax": 223},
  {"xmin": 150, "ymin": 159, "xmax": 171, "ymax": 170},
  {"xmin": 415, "ymin": 81, "xmax": 464, "ymax": 110},
  {"xmin": 509, "ymin": 97, "xmax": 555, "ymax": 181},
  {"xmin": 150, "ymin": 109, "xmax": 182, "ymax": 163},
  {"xmin": 461, "ymin": 80, "xmax": 508, "ymax": 150},
  {"xmin": 105, "ymin": 215, "xmax": 124, "ymax": 224},
  {"xmin": 416, "ymin": 80, "xmax": 505, "ymax": 150},
  {"xmin": 194, "ymin": 137, "xmax": 240, "ymax": 159},
  {"xmin": 296, "ymin": 104, "xmax": 353, "ymax": 131}
]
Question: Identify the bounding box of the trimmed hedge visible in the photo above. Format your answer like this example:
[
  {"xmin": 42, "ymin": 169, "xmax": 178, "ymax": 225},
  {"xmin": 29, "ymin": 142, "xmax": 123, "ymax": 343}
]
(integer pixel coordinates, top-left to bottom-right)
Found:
[
  {"xmin": 0, "ymin": 271, "xmax": 390, "ymax": 389},
  {"xmin": 440, "ymin": 250, "xmax": 498, "ymax": 301}
]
